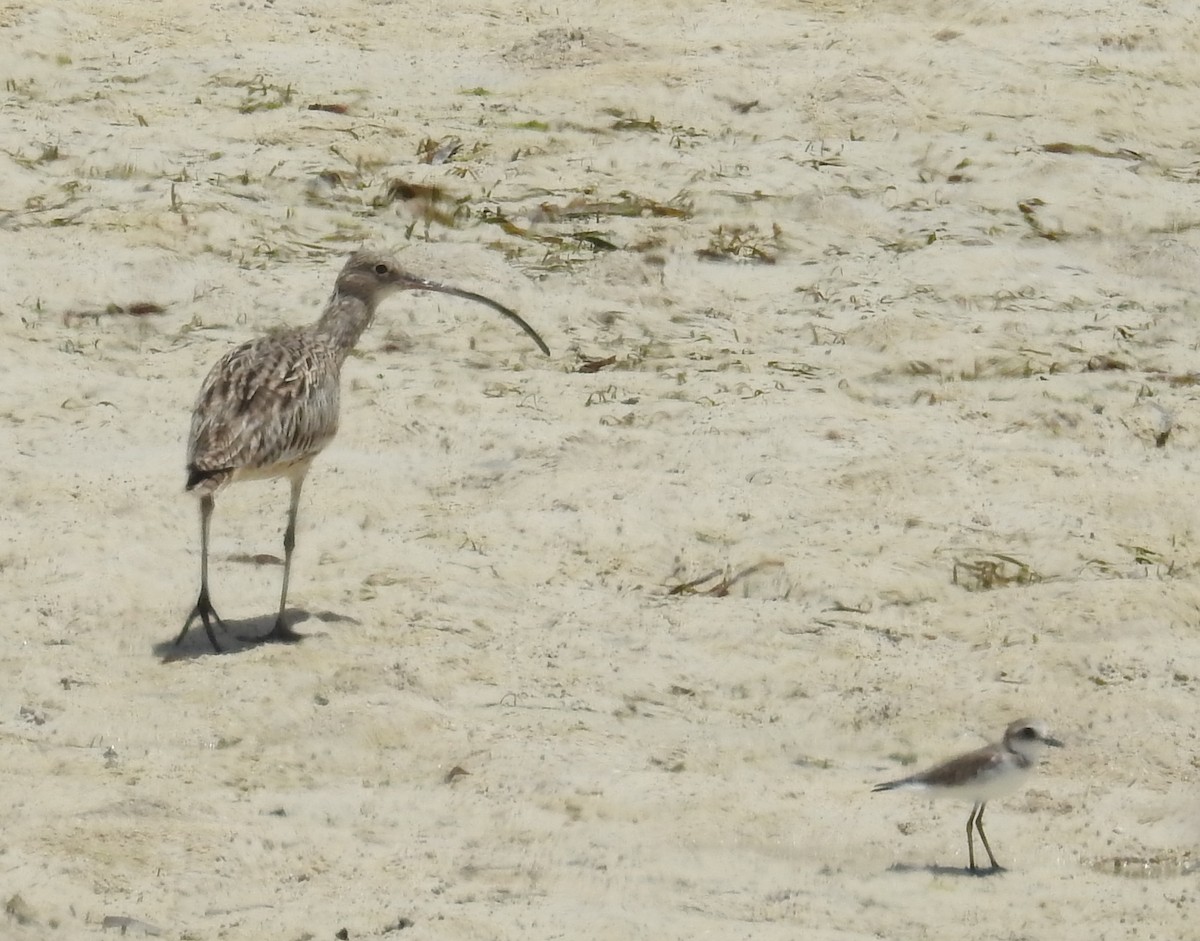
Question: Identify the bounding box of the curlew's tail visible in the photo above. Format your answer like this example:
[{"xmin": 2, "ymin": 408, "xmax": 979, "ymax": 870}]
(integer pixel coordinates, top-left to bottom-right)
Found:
[{"xmin": 186, "ymin": 465, "xmax": 231, "ymax": 493}]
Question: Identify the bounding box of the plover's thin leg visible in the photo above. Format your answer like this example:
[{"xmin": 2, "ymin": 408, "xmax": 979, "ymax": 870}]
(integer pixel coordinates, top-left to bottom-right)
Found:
[
  {"xmin": 177, "ymin": 495, "xmax": 226, "ymax": 652},
  {"xmin": 974, "ymin": 802, "xmax": 1002, "ymax": 870},
  {"xmin": 242, "ymin": 471, "xmax": 307, "ymax": 645},
  {"xmin": 965, "ymin": 803, "xmax": 981, "ymax": 871}
]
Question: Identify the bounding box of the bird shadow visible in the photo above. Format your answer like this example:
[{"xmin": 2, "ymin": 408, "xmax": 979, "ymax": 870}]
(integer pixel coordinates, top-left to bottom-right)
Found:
[
  {"xmin": 155, "ymin": 608, "xmax": 360, "ymax": 661},
  {"xmin": 885, "ymin": 862, "xmax": 1007, "ymax": 879}
]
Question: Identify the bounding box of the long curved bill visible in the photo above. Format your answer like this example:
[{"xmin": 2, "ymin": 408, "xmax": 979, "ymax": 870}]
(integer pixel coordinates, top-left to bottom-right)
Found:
[{"xmin": 403, "ymin": 276, "xmax": 550, "ymax": 356}]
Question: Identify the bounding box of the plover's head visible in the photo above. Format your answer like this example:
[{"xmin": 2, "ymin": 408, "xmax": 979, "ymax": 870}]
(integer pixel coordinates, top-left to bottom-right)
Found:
[{"xmin": 1003, "ymin": 718, "xmax": 1064, "ymax": 759}]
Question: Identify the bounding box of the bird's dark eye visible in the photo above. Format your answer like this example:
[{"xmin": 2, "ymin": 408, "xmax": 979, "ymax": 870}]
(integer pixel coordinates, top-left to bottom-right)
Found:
[
  {"xmin": 374, "ymin": 263, "xmax": 389, "ymax": 276},
  {"xmin": 1018, "ymin": 727, "xmax": 1036, "ymax": 739}
]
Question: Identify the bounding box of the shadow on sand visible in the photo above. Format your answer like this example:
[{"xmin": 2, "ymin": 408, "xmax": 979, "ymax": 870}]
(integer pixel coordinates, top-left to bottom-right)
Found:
[
  {"xmin": 154, "ymin": 608, "xmax": 359, "ymax": 661},
  {"xmin": 885, "ymin": 862, "xmax": 1007, "ymax": 878}
]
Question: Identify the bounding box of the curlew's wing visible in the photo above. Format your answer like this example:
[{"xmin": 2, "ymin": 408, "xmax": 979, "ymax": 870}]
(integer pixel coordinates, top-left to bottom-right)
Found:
[{"xmin": 186, "ymin": 331, "xmax": 340, "ymax": 491}]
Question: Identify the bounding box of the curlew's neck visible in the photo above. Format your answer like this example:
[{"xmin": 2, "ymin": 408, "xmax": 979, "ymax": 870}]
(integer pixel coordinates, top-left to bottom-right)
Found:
[{"xmin": 312, "ymin": 289, "xmax": 378, "ymax": 361}]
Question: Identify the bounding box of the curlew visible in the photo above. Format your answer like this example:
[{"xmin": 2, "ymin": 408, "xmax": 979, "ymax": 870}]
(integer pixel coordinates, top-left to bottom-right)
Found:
[
  {"xmin": 177, "ymin": 250, "xmax": 549, "ymax": 653},
  {"xmin": 871, "ymin": 717, "xmax": 1063, "ymax": 872}
]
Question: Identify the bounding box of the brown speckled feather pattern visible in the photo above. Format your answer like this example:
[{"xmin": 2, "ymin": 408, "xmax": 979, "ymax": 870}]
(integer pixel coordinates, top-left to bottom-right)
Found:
[
  {"xmin": 186, "ymin": 326, "xmax": 343, "ymax": 495},
  {"xmin": 183, "ymin": 250, "xmax": 552, "ymax": 499},
  {"xmin": 176, "ymin": 250, "xmax": 549, "ymax": 653}
]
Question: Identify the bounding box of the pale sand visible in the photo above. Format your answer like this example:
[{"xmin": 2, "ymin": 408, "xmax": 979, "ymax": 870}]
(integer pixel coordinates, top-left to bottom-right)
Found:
[{"xmin": 1, "ymin": 0, "xmax": 1198, "ymax": 937}]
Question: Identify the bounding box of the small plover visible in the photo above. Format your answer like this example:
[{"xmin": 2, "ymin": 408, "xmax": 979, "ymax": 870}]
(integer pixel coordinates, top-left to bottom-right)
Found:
[{"xmin": 871, "ymin": 717, "xmax": 1063, "ymax": 872}]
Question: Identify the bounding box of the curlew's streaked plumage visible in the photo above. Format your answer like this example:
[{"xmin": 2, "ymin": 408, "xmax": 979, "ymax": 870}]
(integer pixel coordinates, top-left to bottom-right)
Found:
[{"xmin": 176, "ymin": 250, "xmax": 549, "ymax": 653}]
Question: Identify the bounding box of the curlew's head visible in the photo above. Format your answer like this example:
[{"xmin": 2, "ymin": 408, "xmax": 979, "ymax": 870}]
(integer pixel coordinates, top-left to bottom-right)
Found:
[
  {"xmin": 333, "ymin": 250, "xmax": 549, "ymax": 355},
  {"xmin": 332, "ymin": 251, "xmax": 413, "ymax": 308},
  {"xmin": 1002, "ymin": 718, "xmax": 1064, "ymax": 760}
]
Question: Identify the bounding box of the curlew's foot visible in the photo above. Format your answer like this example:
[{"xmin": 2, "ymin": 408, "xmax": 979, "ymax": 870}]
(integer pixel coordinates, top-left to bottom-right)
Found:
[
  {"xmin": 239, "ymin": 618, "xmax": 305, "ymax": 646},
  {"xmin": 177, "ymin": 591, "xmax": 227, "ymax": 653}
]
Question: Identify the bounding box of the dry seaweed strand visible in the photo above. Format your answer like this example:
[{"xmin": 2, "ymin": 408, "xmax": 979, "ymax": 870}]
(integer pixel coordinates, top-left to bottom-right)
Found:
[
  {"xmin": 578, "ymin": 355, "xmax": 617, "ymax": 373},
  {"xmin": 668, "ymin": 560, "xmax": 784, "ymax": 597},
  {"xmin": 952, "ymin": 553, "xmax": 1043, "ymax": 591}
]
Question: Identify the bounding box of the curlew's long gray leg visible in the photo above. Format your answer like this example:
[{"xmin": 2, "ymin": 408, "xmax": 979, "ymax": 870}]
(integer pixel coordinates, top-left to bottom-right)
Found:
[
  {"xmin": 974, "ymin": 802, "xmax": 1002, "ymax": 870},
  {"xmin": 242, "ymin": 470, "xmax": 307, "ymax": 645},
  {"xmin": 177, "ymin": 495, "xmax": 227, "ymax": 652}
]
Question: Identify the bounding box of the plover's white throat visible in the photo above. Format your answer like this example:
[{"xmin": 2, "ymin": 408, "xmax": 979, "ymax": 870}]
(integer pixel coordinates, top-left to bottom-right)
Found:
[{"xmin": 871, "ymin": 717, "xmax": 1064, "ymax": 872}]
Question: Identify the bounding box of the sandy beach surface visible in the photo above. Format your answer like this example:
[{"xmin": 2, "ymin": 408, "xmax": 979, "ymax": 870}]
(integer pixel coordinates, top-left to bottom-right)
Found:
[{"xmin": 2, "ymin": 0, "xmax": 1198, "ymax": 937}]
